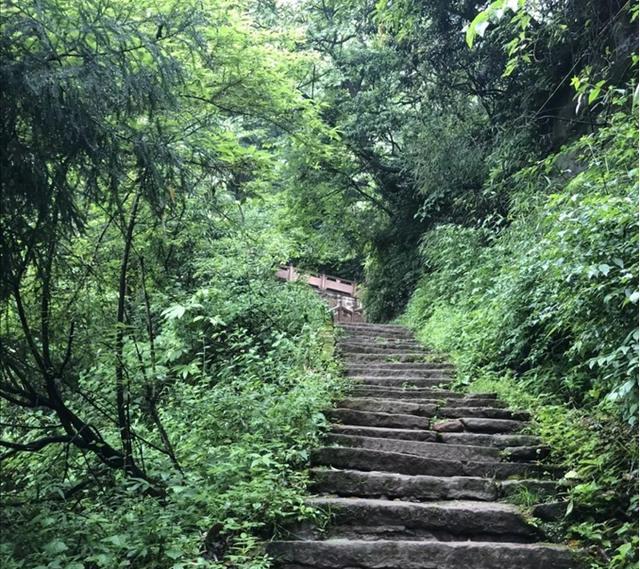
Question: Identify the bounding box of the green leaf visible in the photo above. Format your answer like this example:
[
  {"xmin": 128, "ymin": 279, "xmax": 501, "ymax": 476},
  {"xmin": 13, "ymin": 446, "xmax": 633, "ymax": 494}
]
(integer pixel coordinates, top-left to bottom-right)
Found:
[
  {"xmin": 162, "ymin": 304, "xmax": 187, "ymax": 320},
  {"xmin": 44, "ymin": 539, "xmax": 69, "ymax": 555},
  {"xmin": 466, "ymin": 11, "xmax": 491, "ymax": 48},
  {"xmin": 598, "ymin": 263, "xmax": 611, "ymax": 276},
  {"xmin": 166, "ymin": 548, "xmax": 184, "ymax": 560}
]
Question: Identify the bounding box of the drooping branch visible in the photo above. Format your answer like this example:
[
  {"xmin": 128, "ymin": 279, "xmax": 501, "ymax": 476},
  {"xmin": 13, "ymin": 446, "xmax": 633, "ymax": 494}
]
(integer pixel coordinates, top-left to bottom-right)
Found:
[{"xmin": 0, "ymin": 435, "xmax": 74, "ymax": 461}]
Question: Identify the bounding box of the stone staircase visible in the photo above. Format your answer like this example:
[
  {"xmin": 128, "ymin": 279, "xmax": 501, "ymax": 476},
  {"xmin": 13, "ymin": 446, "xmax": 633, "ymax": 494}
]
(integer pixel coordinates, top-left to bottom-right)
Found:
[{"xmin": 269, "ymin": 323, "xmax": 581, "ymax": 569}]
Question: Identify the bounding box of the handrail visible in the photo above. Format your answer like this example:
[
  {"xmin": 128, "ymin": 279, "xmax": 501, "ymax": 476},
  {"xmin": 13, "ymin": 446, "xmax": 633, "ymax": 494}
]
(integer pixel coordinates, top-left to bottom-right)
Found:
[
  {"xmin": 276, "ymin": 265, "xmax": 358, "ymax": 298},
  {"xmin": 276, "ymin": 264, "xmax": 364, "ymax": 322}
]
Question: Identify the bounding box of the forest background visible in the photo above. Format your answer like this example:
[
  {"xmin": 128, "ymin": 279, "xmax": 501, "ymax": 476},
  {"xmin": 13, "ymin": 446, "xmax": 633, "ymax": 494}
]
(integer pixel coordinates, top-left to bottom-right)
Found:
[{"xmin": 0, "ymin": 0, "xmax": 638, "ymax": 568}]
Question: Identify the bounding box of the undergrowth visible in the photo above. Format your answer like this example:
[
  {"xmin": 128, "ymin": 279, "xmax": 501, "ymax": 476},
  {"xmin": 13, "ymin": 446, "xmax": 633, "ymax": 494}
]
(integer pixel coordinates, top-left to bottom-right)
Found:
[{"xmin": 0, "ymin": 240, "xmax": 345, "ymax": 569}]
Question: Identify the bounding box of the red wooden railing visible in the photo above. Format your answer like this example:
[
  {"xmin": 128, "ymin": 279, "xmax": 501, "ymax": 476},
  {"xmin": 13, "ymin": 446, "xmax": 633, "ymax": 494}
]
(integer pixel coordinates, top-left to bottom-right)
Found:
[
  {"xmin": 276, "ymin": 265, "xmax": 358, "ymax": 296},
  {"xmin": 276, "ymin": 265, "xmax": 364, "ymax": 322}
]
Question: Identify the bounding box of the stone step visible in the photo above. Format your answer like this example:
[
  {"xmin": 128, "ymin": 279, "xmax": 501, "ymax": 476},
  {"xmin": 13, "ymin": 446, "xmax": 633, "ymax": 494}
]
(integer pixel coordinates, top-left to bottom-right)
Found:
[
  {"xmin": 329, "ymin": 425, "xmax": 542, "ymax": 448},
  {"xmin": 340, "ymin": 333, "xmax": 416, "ymax": 341},
  {"xmin": 438, "ymin": 431, "xmax": 542, "ymax": 448},
  {"xmin": 339, "ymin": 343, "xmax": 425, "ymax": 355},
  {"xmin": 305, "ymin": 497, "xmax": 539, "ymax": 541},
  {"xmin": 269, "ymin": 540, "xmax": 578, "ymax": 569},
  {"xmin": 347, "ymin": 367, "xmax": 454, "ymax": 378},
  {"xmin": 348, "ymin": 395, "xmax": 447, "ymax": 406},
  {"xmin": 460, "ymin": 418, "xmax": 528, "ymax": 434},
  {"xmin": 338, "ymin": 338, "xmax": 423, "ymax": 347},
  {"xmin": 309, "ymin": 469, "xmax": 499, "ymax": 501},
  {"xmin": 348, "ymin": 386, "xmax": 497, "ymax": 400},
  {"xmin": 311, "ymin": 447, "xmax": 555, "ymax": 479},
  {"xmin": 352, "ymin": 377, "xmax": 453, "ymax": 388},
  {"xmin": 346, "ymin": 361, "xmax": 454, "ymax": 368},
  {"xmin": 341, "ymin": 347, "xmax": 430, "ymax": 356},
  {"xmin": 347, "ymin": 370, "xmax": 453, "ymax": 380},
  {"xmin": 339, "ymin": 329, "xmax": 415, "ymax": 340},
  {"xmin": 328, "ymin": 409, "xmax": 431, "ymax": 429},
  {"xmin": 339, "ymin": 324, "xmax": 413, "ymax": 335},
  {"xmin": 345, "ymin": 353, "xmax": 442, "ymax": 363},
  {"xmin": 310, "ymin": 469, "xmax": 558, "ymax": 503},
  {"xmin": 339, "ymin": 323, "xmax": 409, "ymax": 331},
  {"xmin": 440, "ymin": 407, "xmax": 531, "ymax": 421},
  {"xmin": 348, "ymin": 394, "xmax": 506, "ymax": 408},
  {"xmin": 339, "ymin": 398, "xmax": 438, "ymax": 417},
  {"xmin": 331, "ymin": 425, "xmax": 437, "ymax": 441},
  {"xmin": 325, "ymin": 433, "xmax": 501, "ymax": 462}
]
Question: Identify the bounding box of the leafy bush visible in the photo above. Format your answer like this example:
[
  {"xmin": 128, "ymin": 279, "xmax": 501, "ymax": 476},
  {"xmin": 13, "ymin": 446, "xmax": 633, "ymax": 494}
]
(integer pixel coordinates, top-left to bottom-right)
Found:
[
  {"xmin": 405, "ymin": 108, "xmax": 638, "ymax": 419},
  {"xmin": 363, "ymin": 227, "xmax": 424, "ymax": 322},
  {"xmin": 0, "ymin": 249, "xmax": 343, "ymax": 568}
]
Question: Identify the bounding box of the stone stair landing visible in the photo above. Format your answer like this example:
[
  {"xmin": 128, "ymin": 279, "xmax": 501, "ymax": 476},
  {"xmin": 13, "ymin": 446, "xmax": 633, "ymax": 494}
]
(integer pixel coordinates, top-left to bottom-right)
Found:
[{"xmin": 268, "ymin": 323, "xmax": 581, "ymax": 569}]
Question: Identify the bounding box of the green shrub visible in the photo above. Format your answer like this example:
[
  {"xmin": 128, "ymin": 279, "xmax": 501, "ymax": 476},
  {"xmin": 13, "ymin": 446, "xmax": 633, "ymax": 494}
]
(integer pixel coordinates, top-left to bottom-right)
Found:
[
  {"xmin": 405, "ymin": 109, "xmax": 638, "ymax": 420},
  {"xmin": 0, "ymin": 257, "xmax": 343, "ymax": 568}
]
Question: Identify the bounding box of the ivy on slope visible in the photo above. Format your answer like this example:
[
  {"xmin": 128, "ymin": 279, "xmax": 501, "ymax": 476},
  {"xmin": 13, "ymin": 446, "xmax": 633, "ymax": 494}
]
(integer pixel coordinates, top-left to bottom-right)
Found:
[{"xmin": 403, "ymin": 107, "xmax": 638, "ymax": 568}]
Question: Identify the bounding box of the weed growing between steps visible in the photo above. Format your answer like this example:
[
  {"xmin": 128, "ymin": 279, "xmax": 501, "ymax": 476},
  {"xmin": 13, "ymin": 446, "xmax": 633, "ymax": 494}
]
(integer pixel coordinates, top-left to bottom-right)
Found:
[
  {"xmin": 401, "ymin": 110, "xmax": 638, "ymax": 568},
  {"xmin": 0, "ymin": 245, "xmax": 344, "ymax": 569}
]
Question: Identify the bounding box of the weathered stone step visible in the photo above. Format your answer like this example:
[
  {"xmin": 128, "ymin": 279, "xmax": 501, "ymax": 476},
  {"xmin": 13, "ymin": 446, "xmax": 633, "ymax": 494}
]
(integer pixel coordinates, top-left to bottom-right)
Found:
[
  {"xmin": 340, "ymin": 332, "xmax": 416, "ymax": 341},
  {"xmin": 352, "ymin": 377, "xmax": 453, "ymax": 388},
  {"xmin": 339, "ymin": 328, "xmax": 415, "ymax": 339},
  {"xmin": 339, "ymin": 338, "xmax": 423, "ymax": 347},
  {"xmin": 309, "ymin": 469, "xmax": 499, "ymax": 501},
  {"xmin": 269, "ymin": 540, "xmax": 578, "ymax": 569},
  {"xmin": 440, "ymin": 407, "xmax": 531, "ymax": 421},
  {"xmin": 311, "ymin": 447, "xmax": 555, "ymax": 479},
  {"xmin": 339, "ymin": 324, "xmax": 413, "ymax": 334},
  {"xmin": 326, "ymin": 433, "xmax": 501, "ymax": 462},
  {"xmin": 438, "ymin": 431, "xmax": 542, "ymax": 448},
  {"xmin": 349, "ymin": 386, "xmax": 497, "ymax": 400},
  {"xmin": 342, "ymin": 348, "xmax": 430, "ymax": 357},
  {"xmin": 339, "ymin": 343, "xmax": 425, "ymax": 355},
  {"xmin": 339, "ymin": 323, "xmax": 409, "ymax": 332},
  {"xmin": 310, "ymin": 469, "xmax": 558, "ymax": 503},
  {"xmin": 348, "ymin": 394, "xmax": 447, "ymax": 406},
  {"xmin": 328, "ymin": 409, "xmax": 431, "ymax": 429},
  {"xmin": 347, "ymin": 370, "xmax": 453, "ymax": 380},
  {"xmin": 347, "ymin": 367, "xmax": 454, "ymax": 378},
  {"xmin": 329, "ymin": 425, "xmax": 542, "ymax": 448},
  {"xmin": 345, "ymin": 353, "xmax": 442, "ymax": 363},
  {"xmin": 305, "ymin": 497, "xmax": 539, "ymax": 540},
  {"xmin": 348, "ymin": 393, "xmax": 506, "ymax": 408},
  {"xmin": 460, "ymin": 418, "xmax": 528, "ymax": 433},
  {"xmin": 340, "ymin": 398, "xmax": 438, "ymax": 417},
  {"xmin": 347, "ymin": 361, "xmax": 454, "ymax": 369},
  {"xmin": 331, "ymin": 425, "xmax": 437, "ymax": 441}
]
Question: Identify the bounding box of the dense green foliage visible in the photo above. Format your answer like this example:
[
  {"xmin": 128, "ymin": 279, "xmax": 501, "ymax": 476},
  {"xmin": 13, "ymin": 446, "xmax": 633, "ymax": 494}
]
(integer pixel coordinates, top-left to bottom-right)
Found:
[
  {"xmin": 284, "ymin": 0, "xmax": 637, "ymax": 319},
  {"xmin": 406, "ymin": 108, "xmax": 638, "ymax": 419},
  {"xmin": 1, "ymin": 0, "xmax": 342, "ymax": 566},
  {"xmin": 1, "ymin": 0, "xmax": 637, "ymax": 567},
  {"xmin": 2, "ymin": 255, "xmax": 340, "ymax": 567}
]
